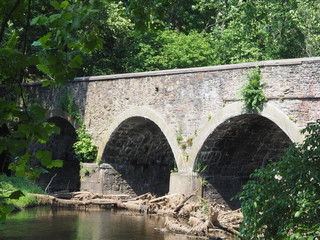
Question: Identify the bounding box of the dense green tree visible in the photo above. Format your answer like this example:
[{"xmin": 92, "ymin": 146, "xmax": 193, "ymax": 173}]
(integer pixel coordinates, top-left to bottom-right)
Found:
[
  {"xmin": 80, "ymin": 1, "xmax": 134, "ymax": 75},
  {"xmin": 0, "ymin": 0, "xmax": 102, "ymax": 221},
  {"xmin": 208, "ymin": 0, "xmax": 305, "ymax": 64},
  {"xmin": 127, "ymin": 29, "xmax": 217, "ymax": 72},
  {"xmin": 104, "ymin": 0, "xmax": 319, "ymax": 72},
  {"xmin": 293, "ymin": 0, "xmax": 320, "ymax": 56},
  {"xmin": 236, "ymin": 120, "xmax": 320, "ymax": 239}
]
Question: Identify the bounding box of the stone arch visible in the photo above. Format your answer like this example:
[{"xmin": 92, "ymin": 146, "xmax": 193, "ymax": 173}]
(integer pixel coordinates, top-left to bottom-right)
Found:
[
  {"xmin": 98, "ymin": 106, "xmax": 181, "ymax": 168},
  {"xmin": 35, "ymin": 116, "xmax": 80, "ymax": 192},
  {"xmin": 97, "ymin": 106, "xmax": 181, "ymax": 197},
  {"xmin": 189, "ymin": 102, "xmax": 303, "ymax": 170},
  {"xmin": 46, "ymin": 108, "xmax": 79, "ymax": 129},
  {"xmin": 189, "ymin": 102, "xmax": 303, "ymax": 209}
]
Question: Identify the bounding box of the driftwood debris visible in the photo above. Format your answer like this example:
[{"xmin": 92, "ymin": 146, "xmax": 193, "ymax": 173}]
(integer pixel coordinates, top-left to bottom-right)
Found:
[
  {"xmin": 149, "ymin": 194, "xmax": 178, "ymax": 203},
  {"xmin": 33, "ymin": 191, "xmax": 242, "ymax": 238},
  {"xmin": 174, "ymin": 189, "xmax": 198, "ymax": 214}
]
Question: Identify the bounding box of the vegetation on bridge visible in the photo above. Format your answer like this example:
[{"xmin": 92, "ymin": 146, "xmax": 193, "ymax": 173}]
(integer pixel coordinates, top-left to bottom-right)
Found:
[
  {"xmin": 241, "ymin": 67, "xmax": 267, "ymax": 113},
  {"xmin": 60, "ymin": 92, "xmax": 98, "ymax": 163}
]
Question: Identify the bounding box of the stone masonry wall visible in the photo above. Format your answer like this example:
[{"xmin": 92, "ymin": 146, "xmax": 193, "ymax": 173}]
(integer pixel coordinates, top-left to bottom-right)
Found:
[
  {"xmin": 29, "ymin": 58, "xmax": 320, "ymax": 151},
  {"xmin": 27, "ymin": 57, "xmax": 320, "ymax": 205}
]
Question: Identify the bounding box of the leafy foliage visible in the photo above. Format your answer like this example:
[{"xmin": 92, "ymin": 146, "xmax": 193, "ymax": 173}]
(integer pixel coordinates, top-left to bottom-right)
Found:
[
  {"xmin": 0, "ymin": 174, "xmax": 44, "ymax": 225},
  {"xmin": 106, "ymin": 0, "xmax": 320, "ymax": 73},
  {"xmin": 59, "ymin": 92, "xmax": 81, "ymax": 124},
  {"xmin": 80, "ymin": 1, "xmax": 134, "ymax": 75},
  {"xmin": 195, "ymin": 162, "xmax": 208, "ymax": 174},
  {"xmin": 123, "ymin": 0, "xmax": 173, "ymax": 31},
  {"xmin": 240, "ymin": 67, "xmax": 267, "ymax": 112},
  {"xmin": 30, "ymin": 0, "xmax": 103, "ymax": 85},
  {"xmin": 59, "ymin": 92, "xmax": 98, "ymax": 163},
  {"xmin": 73, "ymin": 125, "xmax": 98, "ymax": 163},
  {"xmin": 0, "ymin": 99, "xmax": 62, "ymax": 180},
  {"xmin": 293, "ymin": 0, "xmax": 320, "ymax": 56},
  {"xmin": 128, "ymin": 29, "xmax": 216, "ymax": 72},
  {"xmin": 208, "ymin": 0, "xmax": 305, "ymax": 64},
  {"xmin": 236, "ymin": 120, "xmax": 320, "ymax": 239},
  {"xmin": 0, "ymin": 0, "xmax": 102, "ymax": 178},
  {"xmin": 0, "ymin": 0, "xmax": 102, "ymax": 221}
]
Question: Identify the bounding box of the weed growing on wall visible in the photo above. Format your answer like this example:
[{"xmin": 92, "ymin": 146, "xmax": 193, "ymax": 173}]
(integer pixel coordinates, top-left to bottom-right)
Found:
[
  {"xmin": 73, "ymin": 125, "xmax": 97, "ymax": 163},
  {"xmin": 170, "ymin": 161, "xmax": 178, "ymax": 173},
  {"xmin": 195, "ymin": 162, "xmax": 208, "ymax": 174},
  {"xmin": 186, "ymin": 137, "xmax": 193, "ymax": 146},
  {"xmin": 176, "ymin": 128, "xmax": 183, "ymax": 144},
  {"xmin": 59, "ymin": 93, "xmax": 97, "ymax": 163},
  {"xmin": 80, "ymin": 168, "xmax": 90, "ymax": 177},
  {"xmin": 59, "ymin": 93, "xmax": 81, "ymax": 125},
  {"xmin": 240, "ymin": 67, "xmax": 267, "ymax": 112}
]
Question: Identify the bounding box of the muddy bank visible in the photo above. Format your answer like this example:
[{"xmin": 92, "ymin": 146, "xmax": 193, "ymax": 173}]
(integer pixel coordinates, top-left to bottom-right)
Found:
[{"xmin": 33, "ymin": 191, "xmax": 242, "ymax": 239}]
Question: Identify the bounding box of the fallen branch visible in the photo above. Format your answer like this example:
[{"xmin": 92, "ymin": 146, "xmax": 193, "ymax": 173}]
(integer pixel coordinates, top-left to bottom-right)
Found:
[
  {"xmin": 174, "ymin": 189, "xmax": 199, "ymax": 214},
  {"xmin": 149, "ymin": 194, "xmax": 179, "ymax": 203},
  {"xmin": 45, "ymin": 173, "xmax": 57, "ymax": 193}
]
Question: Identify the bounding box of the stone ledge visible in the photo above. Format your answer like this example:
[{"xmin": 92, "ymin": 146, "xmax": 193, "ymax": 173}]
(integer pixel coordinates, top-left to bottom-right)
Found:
[{"xmin": 73, "ymin": 57, "xmax": 320, "ymax": 82}]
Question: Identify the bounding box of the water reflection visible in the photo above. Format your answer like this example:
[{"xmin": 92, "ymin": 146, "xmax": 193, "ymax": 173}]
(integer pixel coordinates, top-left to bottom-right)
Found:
[{"xmin": 1, "ymin": 207, "xmax": 210, "ymax": 240}]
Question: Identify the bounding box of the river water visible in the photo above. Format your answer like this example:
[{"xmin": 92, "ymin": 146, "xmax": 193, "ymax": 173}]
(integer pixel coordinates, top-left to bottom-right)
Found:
[{"xmin": 0, "ymin": 207, "xmax": 209, "ymax": 240}]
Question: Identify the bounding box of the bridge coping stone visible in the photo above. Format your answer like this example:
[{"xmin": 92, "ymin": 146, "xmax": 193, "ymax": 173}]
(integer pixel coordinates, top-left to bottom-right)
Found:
[
  {"xmin": 23, "ymin": 57, "xmax": 320, "ymax": 86},
  {"xmin": 73, "ymin": 57, "xmax": 320, "ymax": 82}
]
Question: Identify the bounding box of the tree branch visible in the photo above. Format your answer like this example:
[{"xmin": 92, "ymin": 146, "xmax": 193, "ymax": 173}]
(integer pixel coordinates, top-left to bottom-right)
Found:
[
  {"xmin": 22, "ymin": 0, "xmax": 32, "ymax": 54},
  {"xmin": 0, "ymin": 0, "xmax": 22, "ymax": 43}
]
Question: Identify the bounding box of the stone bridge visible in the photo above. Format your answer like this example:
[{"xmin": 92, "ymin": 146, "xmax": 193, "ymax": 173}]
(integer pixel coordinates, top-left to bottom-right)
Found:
[{"xmin": 29, "ymin": 57, "xmax": 320, "ymax": 209}]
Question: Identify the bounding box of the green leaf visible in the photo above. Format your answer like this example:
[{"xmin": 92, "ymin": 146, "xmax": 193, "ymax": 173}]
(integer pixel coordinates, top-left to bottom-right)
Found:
[
  {"xmin": 40, "ymin": 32, "xmax": 52, "ymax": 45},
  {"xmin": 36, "ymin": 150, "xmax": 52, "ymax": 167},
  {"xmin": 50, "ymin": 1, "xmax": 61, "ymax": 10},
  {"xmin": 42, "ymin": 80, "xmax": 54, "ymax": 87},
  {"xmin": 30, "ymin": 15, "xmax": 47, "ymax": 25},
  {"xmin": 47, "ymin": 160, "xmax": 63, "ymax": 169},
  {"xmin": 30, "ymin": 105, "xmax": 46, "ymax": 119},
  {"xmin": 31, "ymin": 41, "xmax": 41, "ymax": 47},
  {"xmin": 294, "ymin": 211, "xmax": 302, "ymax": 218},
  {"xmin": 68, "ymin": 55, "xmax": 83, "ymax": 68},
  {"xmin": 0, "ymin": 204, "xmax": 14, "ymax": 221},
  {"xmin": 6, "ymin": 30, "xmax": 19, "ymax": 49},
  {"xmin": 37, "ymin": 63, "xmax": 51, "ymax": 75},
  {"xmin": 17, "ymin": 124, "xmax": 30, "ymax": 136},
  {"xmin": 61, "ymin": 1, "xmax": 70, "ymax": 9},
  {"xmin": 15, "ymin": 165, "xmax": 25, "ymax": 177}
]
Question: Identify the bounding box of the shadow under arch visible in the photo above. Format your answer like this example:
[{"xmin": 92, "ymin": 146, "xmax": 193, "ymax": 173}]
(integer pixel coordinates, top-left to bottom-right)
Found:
[
  {"xmin": 35, "ymin": 116, "xmax": 80, "ymax": 192},
  {"xmin": 98, "ymin": 106, "xmax": 180, "ymax": 197},
  {"xmin": 189, "ymin": 102, "xmax": 303, "ymax": 209}
]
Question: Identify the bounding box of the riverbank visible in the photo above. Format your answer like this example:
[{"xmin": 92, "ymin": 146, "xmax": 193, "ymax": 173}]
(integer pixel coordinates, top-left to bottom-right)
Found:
[
  {"xmin": 33, "ymin": 191, "xmax": 242, "ymax": 239},
  {"xmin": 0, "ymin": 174, "xmax": 45, "ymax": 210}
]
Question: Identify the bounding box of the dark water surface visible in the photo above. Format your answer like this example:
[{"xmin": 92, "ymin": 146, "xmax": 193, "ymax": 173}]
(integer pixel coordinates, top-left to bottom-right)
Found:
[{"xmin": 0, "ymin": 207, "xmax": 205, "ymax": 240}]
